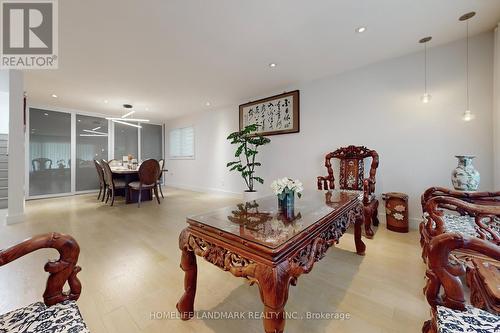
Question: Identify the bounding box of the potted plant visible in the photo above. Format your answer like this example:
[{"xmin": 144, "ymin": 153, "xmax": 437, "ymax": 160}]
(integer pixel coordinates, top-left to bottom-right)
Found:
[{"xmin": 227, "ymin": 124, "xmax": 270, "ymax": 201}]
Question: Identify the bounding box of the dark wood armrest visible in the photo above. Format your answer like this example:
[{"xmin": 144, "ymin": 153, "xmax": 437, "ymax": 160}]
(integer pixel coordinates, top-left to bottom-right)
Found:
[
  {"xmin": 424, "ymin": 232, "xmax": 500, "ymax": 311},
  {"xmin": 0, "ymin": 232, "xmax": 82, "ymax": 306},
  {"xmin": 421, "ymin": 187, "xmax": 500, "ymax": 212},
  {"xmin": 424, "ymin": 196, "xmax": 500, "ymax": 243},
  {"xmin": 363, "ymin": 178, "xmax": 376, "ymax": 203}
]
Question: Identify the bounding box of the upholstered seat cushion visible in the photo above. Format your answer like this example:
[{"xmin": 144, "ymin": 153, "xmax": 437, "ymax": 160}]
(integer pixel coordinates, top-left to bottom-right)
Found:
[
  {"xmin": 112, "ymin": 179, "xmax": 127, "ymax": 188},
  {"xmin": 0, "ymin": 301, "xmax": 90, "ymax": 333},
  {"xmin": 128, "ymin": 181, "xmax": 155, "ymax": 189},
  {"xmin": 442, "ymin": 214, "xmax": 500, "ymax": 239},
  {"xmin": 436, "ymin": 305, "xmax": 499, "ymax": 333},
  {"xmin": 340, "ymin": 190, "xmax": 376, "ymax": 202}
]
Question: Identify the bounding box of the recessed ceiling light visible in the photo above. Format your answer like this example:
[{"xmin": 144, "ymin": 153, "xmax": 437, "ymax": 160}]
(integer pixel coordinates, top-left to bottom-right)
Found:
[
  {"xmin": 355, "ymin": 26, "xmax": 367, "ymax": 33},
  {"xmin": 205, "ymin": 102, "xmax": 211, "ymax": 107},
  {"xmin": 103, "ymin": 100, "xmax": 108, "ymax": 104},
  {"xmin": 44, "ymin": 113, "xmax": 48, "ymax": 116},
  {"xmin": 269, "ymin": 63, "xmax": 277, "ymax": 68},
  {"xmin": 51, "ymin": 94, "xmax": 58, "ymax": 98},
  {"xmin": 145, "ymin": 107, "xmax": 149, "ymax": 111}
]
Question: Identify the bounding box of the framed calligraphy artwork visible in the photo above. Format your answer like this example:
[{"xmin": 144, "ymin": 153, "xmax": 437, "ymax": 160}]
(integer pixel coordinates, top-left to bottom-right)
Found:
[{"xmin": 239, "ymin": 90, "xmax": 299, "ymax": 136}]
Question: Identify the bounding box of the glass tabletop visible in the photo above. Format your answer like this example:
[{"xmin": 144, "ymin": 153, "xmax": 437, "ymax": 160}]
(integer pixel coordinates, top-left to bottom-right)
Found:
[{"xmin": 188, "ymin": 190, "xmax": 359, "ymax": 249}]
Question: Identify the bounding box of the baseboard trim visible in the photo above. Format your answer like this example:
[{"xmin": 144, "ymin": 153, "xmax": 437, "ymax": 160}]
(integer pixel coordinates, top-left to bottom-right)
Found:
[
  {"xmin": 168, "ymin": 183, "xmax": 241, "ymax": 198},
  {"xmin": 6, "ymin": 212, "xmax": 25, "ymax": 225}
]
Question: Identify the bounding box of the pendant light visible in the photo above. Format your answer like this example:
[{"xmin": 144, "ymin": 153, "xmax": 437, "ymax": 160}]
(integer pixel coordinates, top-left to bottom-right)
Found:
[
  {"xmin": 460, "ymin": 12, "xmax": 476, "ymax": 121},
  {"xmin": 419, "ymin": 36, "xmax": 432, "ymax": 103},
  {"xmin": 106, "ymin": 104, "xmax": 149, "ymax": 128}
]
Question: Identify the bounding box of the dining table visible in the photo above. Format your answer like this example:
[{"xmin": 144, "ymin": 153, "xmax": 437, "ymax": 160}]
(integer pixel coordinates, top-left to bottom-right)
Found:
[{"xmin": 110, "ymin": 166, "xmax": 167, "ymax": 204}]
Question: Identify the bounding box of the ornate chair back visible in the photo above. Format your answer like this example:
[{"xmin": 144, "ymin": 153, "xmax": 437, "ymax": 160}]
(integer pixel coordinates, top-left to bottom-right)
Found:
[
  {"xmin": 318, "ymin": 145, "xmax": 379, "ymax": 192},
  {"xmin": 138, "ymin": 159, "xmax": 160, "ymax": 186}
]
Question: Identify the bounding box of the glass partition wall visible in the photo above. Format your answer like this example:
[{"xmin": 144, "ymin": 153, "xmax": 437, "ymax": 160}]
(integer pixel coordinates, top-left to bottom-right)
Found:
[
  {"xmin": 76, "ymin": 115, "xmax": 109, "ymax": 191},
  {"xmin": 27, "ymin": 107, "xmax": 164, "ymax": 199},
  {"xmin": 29, "ymin": 109, "xmax": 71, "ymax": 196},
  {"xmin": 141, "ymin": 123, "xmax": 163, "ymax": 160},
  {"xmin": 114, "ymin": 122, "xmax": 138, "ymax": 162}
]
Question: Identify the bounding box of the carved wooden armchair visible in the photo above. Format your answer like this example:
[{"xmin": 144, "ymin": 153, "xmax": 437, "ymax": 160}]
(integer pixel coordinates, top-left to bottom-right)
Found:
[
  {"xmin": 420, "ymin": 193, "xmax": 500, "ymax": 262},
  {"xmin": 0, "ymin": 233, "xmax": 89, "ymax": 333},
  {"xmin": 317, "ymin": 145, "xmax": 379, "ymax": 238},
  {"xmin": 423, "ymin": 232, "xmax": 500, "ymax": 333}
]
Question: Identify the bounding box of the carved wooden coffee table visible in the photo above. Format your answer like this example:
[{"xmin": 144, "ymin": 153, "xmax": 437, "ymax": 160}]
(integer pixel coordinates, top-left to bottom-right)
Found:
[{"xmin": 176, "ymin": 191, "xmax": 366, "ymax": 333}]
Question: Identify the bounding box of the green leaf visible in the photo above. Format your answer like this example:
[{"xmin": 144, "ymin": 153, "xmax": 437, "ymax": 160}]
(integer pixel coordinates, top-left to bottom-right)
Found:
[
  {"xmin": 253, "ymin": 177, "xmax": 264, "ymax": 184},
  {"xmin": 244, "ymin": 124, "xmax": 258, "ymax": 133},
  {"xmin": 229, "ymin": 164, "xmax": 241, "ymax": 171},
  {"xmin": 235, "ymin": 144, "xmax": 244, "ymax": 157},
  {"xmin": 226, "ymin": 161, "xmax": 238, "ymax": 167}
]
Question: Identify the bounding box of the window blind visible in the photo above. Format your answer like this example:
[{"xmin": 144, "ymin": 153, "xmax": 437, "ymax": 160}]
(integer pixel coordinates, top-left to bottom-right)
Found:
[{"xmin": 169, "ymin": 126, "xmax": 194, "ymax": 158}]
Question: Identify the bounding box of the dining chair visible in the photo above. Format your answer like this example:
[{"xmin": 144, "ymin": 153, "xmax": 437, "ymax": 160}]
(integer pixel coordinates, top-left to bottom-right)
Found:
[
  {"xmin": 101, "ymin": 160, "xmax": 127, "ymax": 206},
  {"xmin": 157, "ymin": 159, "xmax": 165, "ymax": 198},
  {"xmin": 128, "ymin": 159, "xmax": 161, "ymax": 208},
  {"xmin": 93, "ymin": 160, "xmax": 106, "ymax": 202},
  {"xmin": 32, "ymin": 158, "xmax": 52, "ymax": 171}
]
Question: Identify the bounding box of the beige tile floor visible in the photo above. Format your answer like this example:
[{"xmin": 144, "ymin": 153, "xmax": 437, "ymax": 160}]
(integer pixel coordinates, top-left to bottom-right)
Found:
[{"xmin": 0, "ymin": 188, "xmax": 429, "ymax": 333}]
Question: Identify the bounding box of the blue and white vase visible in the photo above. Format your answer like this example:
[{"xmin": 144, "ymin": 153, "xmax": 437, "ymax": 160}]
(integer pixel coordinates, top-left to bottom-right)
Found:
[
  {"xmin": 278, "ymin": 192, "xmax": 295, "ymax": 220},
  {"xmin": 451, "ymin": 155, "xmax": 480, "ymax": 191}
]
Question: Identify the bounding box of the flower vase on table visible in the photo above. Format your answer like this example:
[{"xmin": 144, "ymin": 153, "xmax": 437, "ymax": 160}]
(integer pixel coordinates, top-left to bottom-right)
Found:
[{"xmin": 271, "ymin": 178, "xmax": 303, "ymax": 221}]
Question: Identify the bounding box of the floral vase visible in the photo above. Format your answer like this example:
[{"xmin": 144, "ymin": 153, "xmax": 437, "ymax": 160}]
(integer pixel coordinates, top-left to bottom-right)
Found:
[
  {"xmin": 278, "ymin": 192, "xmax": 295, "ymax": 220},
  {"xmin": 451, "ymin": 155, "xmax": 480, "ymax": 191}
]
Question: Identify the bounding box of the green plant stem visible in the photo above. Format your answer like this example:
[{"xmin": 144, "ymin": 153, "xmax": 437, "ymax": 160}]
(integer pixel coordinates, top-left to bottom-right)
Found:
[{"xmin": 243, "ymin": 139, "xmax": 253, "ymax": 191}]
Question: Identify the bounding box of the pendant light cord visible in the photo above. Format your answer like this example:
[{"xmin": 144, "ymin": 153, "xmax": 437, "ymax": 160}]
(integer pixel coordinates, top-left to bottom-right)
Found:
[
  {"xmin": 424, "ymin": 42, "xmax": 428, "ymax": 93},
  {"xmin": 466, "ymin": 20, "xmax": 470, "ymax": 111}
]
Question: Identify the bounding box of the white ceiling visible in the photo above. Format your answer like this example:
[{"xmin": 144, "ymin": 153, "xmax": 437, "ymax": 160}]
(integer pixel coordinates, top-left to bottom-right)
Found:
[{"xmin": 24, "ymin": 0, "xmax": 500, "ymax": 121}]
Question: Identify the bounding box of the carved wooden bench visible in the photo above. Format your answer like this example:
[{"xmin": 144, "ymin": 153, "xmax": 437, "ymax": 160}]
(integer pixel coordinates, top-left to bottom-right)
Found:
[
  {"xmin": 423, "ymin": 232, "xmax": 500, "ymax": 333},
  {"xmin": 0, "ymin": 233, "xmax": 89, "ymax": 333},
  {"xmin": 420, "ymin": 188, "xmax": 500, "ymax": 262}
]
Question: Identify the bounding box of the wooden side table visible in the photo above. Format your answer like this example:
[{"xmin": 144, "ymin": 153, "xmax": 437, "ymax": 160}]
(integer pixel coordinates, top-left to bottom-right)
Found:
[
  {"xmin": 382, "ymin": 192, "xmax": 409, "ymax": 233},
  {"xmin": 466, "ymin": 258, "xmax": 500, "ymax": 314}
]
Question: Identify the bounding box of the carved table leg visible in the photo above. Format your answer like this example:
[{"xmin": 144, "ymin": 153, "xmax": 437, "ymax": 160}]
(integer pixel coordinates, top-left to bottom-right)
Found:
[
  {"xmin": 255, "ymin": 263, "xmax": 292, "ymax": 333},
  {"xmin": 354, "ymin": 206, "xmax": 366, "ymax": 255},
  {"xmin": 176, "ymin": 231, "xmax": 198, "ymax": 320},
  {"xmin": 363, "ymin": 205, "xmax": 374, "ymax": 239}
]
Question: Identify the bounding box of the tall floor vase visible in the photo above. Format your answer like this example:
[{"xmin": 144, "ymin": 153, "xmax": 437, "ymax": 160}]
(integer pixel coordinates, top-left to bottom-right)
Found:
[{"xmin": 451, "ymin": 155, "xmax": 480, "ymax": 191}]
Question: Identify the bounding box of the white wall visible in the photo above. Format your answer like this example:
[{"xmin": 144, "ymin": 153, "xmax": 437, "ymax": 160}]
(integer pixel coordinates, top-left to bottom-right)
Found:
[
  {"xmin": 494, "ymin": 25, "xmax": 500, "ymax": 189},
  {"xmin": 7, "ymin": 70, "xmax": 25, "ymax": 224},
  {"xmin": 165, "ymin": 32, "xmax": 495, "ymax": 222},
  {"xmin": 0, "ymin": 70, "xmax": 9, "ymax": 134}
]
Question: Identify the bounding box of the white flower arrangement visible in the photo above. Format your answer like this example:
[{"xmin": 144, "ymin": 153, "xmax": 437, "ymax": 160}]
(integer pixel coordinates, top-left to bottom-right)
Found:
[{"xmin": 270, "ymin": 177, "xmax": 303, "ymax": 199}]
